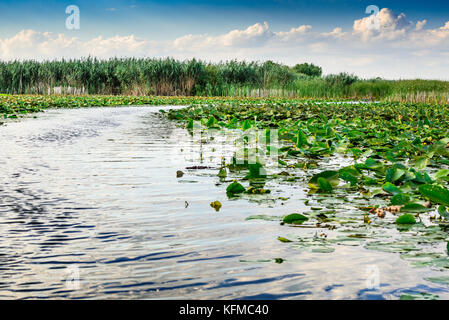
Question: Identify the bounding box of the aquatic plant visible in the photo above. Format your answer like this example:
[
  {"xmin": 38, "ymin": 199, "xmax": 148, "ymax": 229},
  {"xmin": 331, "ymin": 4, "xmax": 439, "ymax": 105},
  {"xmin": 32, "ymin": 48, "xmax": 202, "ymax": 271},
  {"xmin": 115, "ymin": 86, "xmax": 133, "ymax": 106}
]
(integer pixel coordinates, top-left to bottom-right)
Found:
[{"xmin": 167, "ymin": 100, "xmax": 449, "ymax": 271}]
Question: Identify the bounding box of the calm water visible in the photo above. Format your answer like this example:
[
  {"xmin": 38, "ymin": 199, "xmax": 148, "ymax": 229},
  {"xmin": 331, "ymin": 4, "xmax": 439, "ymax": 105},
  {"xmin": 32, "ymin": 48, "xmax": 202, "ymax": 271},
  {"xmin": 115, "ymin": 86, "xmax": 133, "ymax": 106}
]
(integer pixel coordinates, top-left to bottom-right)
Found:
[{"xmin": 1, "ymin": 106, "xmax": 449, "ymax": 300}]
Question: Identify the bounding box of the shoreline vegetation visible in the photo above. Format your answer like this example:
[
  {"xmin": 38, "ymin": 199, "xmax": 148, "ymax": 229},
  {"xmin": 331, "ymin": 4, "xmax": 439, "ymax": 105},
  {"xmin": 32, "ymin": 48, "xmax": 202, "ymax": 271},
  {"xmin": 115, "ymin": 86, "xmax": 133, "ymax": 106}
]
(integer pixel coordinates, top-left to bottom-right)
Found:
[
  {"xmin": 0, "ymin": 95, "xmax": 319, "ymax": 118},
  {"xmin": 1, "ymin": 94, "xmax": 447, "ymax": 121},
  {"xmin": 0, "ymin": 58, "xmax": 448, "ymax": 104}
]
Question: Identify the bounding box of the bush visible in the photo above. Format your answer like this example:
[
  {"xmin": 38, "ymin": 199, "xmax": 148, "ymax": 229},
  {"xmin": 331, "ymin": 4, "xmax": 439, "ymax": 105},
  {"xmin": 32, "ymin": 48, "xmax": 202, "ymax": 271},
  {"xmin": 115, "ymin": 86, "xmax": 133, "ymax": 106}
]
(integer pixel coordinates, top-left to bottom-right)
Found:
[{"xmin": 292, "ymin": 63, "xmax": 322, "ymax": 77}]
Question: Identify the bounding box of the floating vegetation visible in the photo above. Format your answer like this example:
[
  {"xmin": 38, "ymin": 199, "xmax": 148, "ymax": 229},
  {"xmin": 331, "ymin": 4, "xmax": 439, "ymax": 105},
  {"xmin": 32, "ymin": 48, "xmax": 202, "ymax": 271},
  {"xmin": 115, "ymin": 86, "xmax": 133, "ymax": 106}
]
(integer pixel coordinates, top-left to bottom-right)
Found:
[
  {"xmin": 167, "ymin": 99, "xmax": 449, "ymax": 279},
  {"xmin": 282, "ymin": 213, "xmax": 309, "ymax": 225},
  {"xmin": 1, "ymin": 95, "xmax": 311, "ymax": 120},
  {"xmin": 396, "ymin": 214, "xmax": 417, "ymax": 225},
  {"xmin": 210, "ymin": 201, "xmax": 222, "ymax": 212}
]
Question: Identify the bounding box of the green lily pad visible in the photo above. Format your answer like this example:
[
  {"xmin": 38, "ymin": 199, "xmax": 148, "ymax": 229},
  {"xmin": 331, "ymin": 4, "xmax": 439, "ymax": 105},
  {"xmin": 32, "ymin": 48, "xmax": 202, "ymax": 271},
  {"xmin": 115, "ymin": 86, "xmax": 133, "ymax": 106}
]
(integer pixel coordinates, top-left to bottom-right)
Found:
[
  {"xmin": 401, "ymin": 203, "xmax": 432, "ymax": 213},
  {"xmin": 308, "ymin": 170, "xmax": 339, "ymax": 188},
  {"xmin": 283, "ymin": 213, "xmax": 309, "ymax": 224},
  {"xmin": 400, "ymin": 292, "xmax": 439, "ymax": 300},
  {"xmin": 317, "ymin": 177, "xmax": 333, "ymax": 192},
  {"xmin": 390, "ymin": 194, "xmax": 411, "ymax": 205},
  {"xmin": 226, "ymin": 181, "xmax": 246, "ymax": 195},
  {"xmin": 435, "ymin": 169, "xmax": 449, "ymax": 180},
  {"xmin": 414, "ymin": 157, "xmax": 429, "ymax": 170},
  {"xmin": 278, "ymin": 236, "xmax": 293, "ymax": 243},
  {"xmin": 383, "ymin": 182, "xmax": 402, "ymax": 195},
  {"xmin": 425, "ymin": 277, "xmax": 449, "ymax": 285},
  {"xmin": 396, "ymin": 214, "xmax": 416, "ymax": 225},
  {"xmin": 438, "ymin": 206, "xmax": 449, "ymax": 220},
  {"xmin": 419, "ymin": 184, "xmax": 449, "ymax": 206}
]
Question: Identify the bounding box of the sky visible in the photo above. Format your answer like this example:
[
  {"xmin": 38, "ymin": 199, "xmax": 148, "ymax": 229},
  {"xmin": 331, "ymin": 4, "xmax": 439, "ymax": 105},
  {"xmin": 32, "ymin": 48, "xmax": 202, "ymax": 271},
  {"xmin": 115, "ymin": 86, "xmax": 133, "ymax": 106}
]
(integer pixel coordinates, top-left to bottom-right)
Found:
[{"xmin": 0, "ymin": 0, "xmax": 448, "ymax": 79}]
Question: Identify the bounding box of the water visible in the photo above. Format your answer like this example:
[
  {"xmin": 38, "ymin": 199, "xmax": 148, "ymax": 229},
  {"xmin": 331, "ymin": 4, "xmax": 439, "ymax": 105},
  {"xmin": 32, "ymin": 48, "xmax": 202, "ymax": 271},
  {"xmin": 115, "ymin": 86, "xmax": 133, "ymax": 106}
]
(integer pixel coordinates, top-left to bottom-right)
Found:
[{"xmin": 1, "ymin": 106, "xmax": 449, "ymax": 300}]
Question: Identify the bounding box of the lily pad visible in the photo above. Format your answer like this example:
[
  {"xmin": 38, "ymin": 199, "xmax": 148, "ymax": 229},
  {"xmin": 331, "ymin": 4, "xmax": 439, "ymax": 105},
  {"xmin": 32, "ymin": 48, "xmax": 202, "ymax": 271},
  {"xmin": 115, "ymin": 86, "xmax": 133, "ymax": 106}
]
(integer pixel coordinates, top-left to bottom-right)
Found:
[
  {"xmin": 226, "ymin": 181, "xmax": 246, "ymax": 195},
  {"xmin": 419, "ymin": 184, "xmax": 449, "ymax": 206},
  {"xmin": 396, "ymin": 214, "xmax": 416, "ymax": 225},
  {"xmin": 210, "ymin": 201, "xmax": 222, "ymax": 212},
  {"xmin": 308, "ymin": 170, "xmax": 339, "ymax": 188},
  {"xmin": 390, "ymin": 194, "xmax": 411, "ymax": 205},
  {"xmin": 278, "ymin": 236, "xmax": 293, "ymax": 243},
  {"xmin": 317, "ymin": 177, "xmax": 333, "ymax": 192},
  {"xmin": 283, "ymin": 213, "xmax": 309, "ymax": 224},
  {"xmin": 401, "ymin": 203, "xmax": 432, "ymax": 213}
]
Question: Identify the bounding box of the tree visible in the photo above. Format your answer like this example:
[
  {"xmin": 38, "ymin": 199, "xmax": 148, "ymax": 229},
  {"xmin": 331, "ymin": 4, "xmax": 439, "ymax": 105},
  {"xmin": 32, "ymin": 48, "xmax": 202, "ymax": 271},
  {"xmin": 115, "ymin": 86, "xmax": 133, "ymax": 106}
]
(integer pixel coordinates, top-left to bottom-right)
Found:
[{"xmin": 292, "ymin": 63, "xmax": 322, "ymax": 77}]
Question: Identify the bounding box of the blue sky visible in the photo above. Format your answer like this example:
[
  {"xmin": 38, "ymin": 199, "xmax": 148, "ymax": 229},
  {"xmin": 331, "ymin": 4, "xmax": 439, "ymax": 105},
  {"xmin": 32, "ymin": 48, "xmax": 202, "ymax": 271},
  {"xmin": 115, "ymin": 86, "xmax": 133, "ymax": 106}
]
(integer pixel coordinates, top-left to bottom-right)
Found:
[
  {"xmin": 0, "ymin": 1, "xmax": 448, "ymax": 79},
  {"xmin": 1, "ymin": 0, "xmax": 448, "ymax": 39}
]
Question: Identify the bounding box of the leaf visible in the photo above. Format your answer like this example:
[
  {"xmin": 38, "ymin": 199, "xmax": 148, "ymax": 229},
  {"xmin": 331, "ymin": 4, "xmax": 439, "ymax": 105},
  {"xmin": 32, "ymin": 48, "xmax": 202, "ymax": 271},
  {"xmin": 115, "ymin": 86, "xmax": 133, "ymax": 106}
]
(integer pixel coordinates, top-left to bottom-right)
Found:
[
  {"xmin": 296, "ymin": 128, "xmax": 308, "ymax": 148},
  {"xmin": 308, "ymin": 170, "xmax": 339, "ymax": 188},
  {"xmin": 210, "ymin": 201, "xmax": 222, "ymax": 212},
  {"xmin": 247, "ymin": 162, "xmax": 267, "ymax": 179},
  {"xmin": 206, "ymin": 116, "xmax": 217, "ymax": 128},
  {"xmin": 226, "ymin": 181, "xmax": 246, "ymax": 195},
  {"xmin": 414, "ymin": 157, "xmax": 429, "ymax": 170},
  {"xmin": 396, "ymin": 214, "xmax": 416, "ymax": 225},
  {"xmin": 438, "ymin": 206, "xmax": 449, "ymax": 220},
  {"xmin": 340, "ymin": 172, "xmax": 359, "ymax": 186},
  {"xmin": 246, "ymin": 187, "xmax": 270, "ymax": 194},
  {"xmin": 364, "ymin": 158, "xmax": 384, "ymax": 171},
  {"xmin": 339, "ymin": 166, "xmax": 360, "ymax": 186},
  {"xmin": 400, "ymin": 292, "xmax": 439, "ymax": 300},
  {"xmin": 317, "ymin": 177, "xmax": 333, "ymax": 192},
  {"xmin": 383, "ymin": 182, "xmax": 402, "ymax": 195},
  {"xmin": 218, "ymin": 168, "xmax": 227, "ymax": 178},
  {"xmin": 283, "ymin": 213, "xmax": 309, "ymax": 224},
  {"xmin": 278, "ymin": 236, "xmax": 293, "ymax": 243},
  {"xmin": 390, "ymin": 194, "xmax": 411, "ymax": 205},
  {"xmin": 186, "ymin": 118, "xmax": 194, "ymax": 129},
  {"xmin": 242, "ymin": 119, "xmax": 252, "ymax": 131},
  {"xmin": 435, "ymin": 169, "xmax": 449, "ymax": 180},
  {"xmin": 401, "ymin": 203, "xmax": 432, "ymax": 213},
  {"xmin": 425, "ymin": 277, "xmax": 449, "ymax": 285},
  {"xmin": 176, "ymin": 170, "xmax": 184, "ymax": 178},
  {"xmin": 246, "ymin": 215, "xmax": 283, "ymax": 221},
  {"xmin": 418, "ymin": 184, "xmax": 449, "ymax": 206},
  {"xmin": 278, "ymin": 159, "xmax": 287, "ymax": 166},
  {"xmin": 386, "ymin": 167, "xmax": 405, "ymax": 183}
]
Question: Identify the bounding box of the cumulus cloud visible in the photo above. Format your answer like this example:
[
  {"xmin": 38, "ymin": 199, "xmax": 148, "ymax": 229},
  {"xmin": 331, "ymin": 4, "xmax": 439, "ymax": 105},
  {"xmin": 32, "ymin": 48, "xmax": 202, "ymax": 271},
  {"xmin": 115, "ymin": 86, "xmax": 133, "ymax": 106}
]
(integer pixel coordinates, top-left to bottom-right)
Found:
[
  {"xmin": 415, "ymin": 20, "xmax": 427, "ymax": 31},
  {"xmin": 275, "ymin": 25, "xmax": 312, "ymax": 42},
  {"xmin": 0, "ymin": 30, "xmax": 82, "ymax": 59},
  {"xmin": 220, "ymin": 22, "xmax": 274, "ymax": 46},
  {"xmin": 321, "ymin": 27, "xmax": 346, "ymax": 39},
  {"xmin": 0, "ymin": 8, "xmax": 448, "ymax": 79},
  {"xmin": 353, "ymin": 8, "xmax": 412, "ymax": 41}
]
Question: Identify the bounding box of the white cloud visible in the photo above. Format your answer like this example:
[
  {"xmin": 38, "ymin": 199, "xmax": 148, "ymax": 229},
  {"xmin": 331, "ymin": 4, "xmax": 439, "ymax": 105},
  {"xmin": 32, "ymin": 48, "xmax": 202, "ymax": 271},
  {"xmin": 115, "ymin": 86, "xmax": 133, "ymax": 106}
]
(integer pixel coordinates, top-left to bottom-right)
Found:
[
  {"xmin": 1, "ymin": 8, "xmax": 449, "ymax": 79},
  {"xmin": 321, "ymin": 27, "xmax": 346, "ymax": 39},
  {"xmin": 415, "ymin": 20, "xmax": 427, "ymax": 31},
  {"xmin": 353, "ymin": 8, "xmax": 412, "ymax": 41},
  {"xmin": 275, "ymin": 25, "xmax": 312, "ymax": 42},
  {"xmin": 220, "ymin": 22, "xmax": 273, "ymax": 47}
]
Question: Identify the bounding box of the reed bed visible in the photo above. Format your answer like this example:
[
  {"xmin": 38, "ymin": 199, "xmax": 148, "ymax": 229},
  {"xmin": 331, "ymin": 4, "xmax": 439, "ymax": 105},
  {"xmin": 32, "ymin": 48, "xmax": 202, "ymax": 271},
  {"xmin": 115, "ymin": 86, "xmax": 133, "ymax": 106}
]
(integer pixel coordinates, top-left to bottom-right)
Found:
[{"xmin": 0, "ymin": 58, "xmax": 447, "ymax": 104}]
